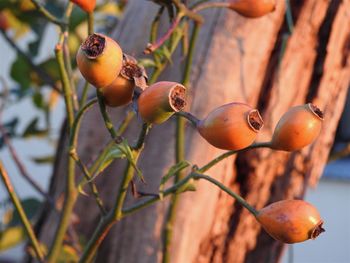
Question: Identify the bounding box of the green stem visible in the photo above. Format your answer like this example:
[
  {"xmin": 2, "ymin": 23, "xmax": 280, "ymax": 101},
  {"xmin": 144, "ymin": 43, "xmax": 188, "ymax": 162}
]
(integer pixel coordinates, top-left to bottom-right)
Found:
[
  {"xmin": 88, "ymin": 12, "xmax": 94, "ymax": 35},
  {"xmin": 69, "ymin": 99, "xmax": 98, "ymax": 147},
  {"xmin": 79, "ymin": 138, "xmax": 272, "ymax": 261},
  {"xmin": 122, "ymin": 174, "xmax": 193, "ymax": 216},
  {"xmin": 79, "ymin": 81, "xmax": 90, "ymax": 108},
  {"xmin": 162, "ymin": 22, "xmax": 201, "ymax": 263},
  {"xmin": 133, "ymin": 123, "xmax": 151, "ymax": 150},
  {"xmin": 199, "ymin": 142, "xmax": 272, "ymax": 173},
  {"xmin": 55, "ymin": 35, "xmax": 74, "ymax": 129},
  {"xmin": 48, "ymin": 5, "xmax": 77, "ymax": 260},
  {"xmin": 0, "ymin": 161, "xmax": 44, "ymax": 261},
  {"xmin": 30, "ymin": 0, "xmax": 67, "ymax": 26},
  {"xmin": 80, "ymin": 121, "xmax": 150, "ymax": 261},
  {"xmin": 71, "ymin": 152, "xmax": 106, "ymax": 215},
  {"xmin": 176, "ymin": 111, "xmax": 200, "ymax": 127},
  {"xmin": 192, "ymin": 2, "xmax": 230, "ymax": 13},
  {"xmin": 173, "ymin": 0, "xmax": 204, "ymax": 24},
  {"xmin": 67, "ymin": 99, "xmax": 105, "ymax": 214},
  {"xmin": 96, "ymin": 90, "xmax": 118, "ymax": 139},
  {"xmin": 192, "ymin": 173, "xmax": 258, "ymax": 216}
]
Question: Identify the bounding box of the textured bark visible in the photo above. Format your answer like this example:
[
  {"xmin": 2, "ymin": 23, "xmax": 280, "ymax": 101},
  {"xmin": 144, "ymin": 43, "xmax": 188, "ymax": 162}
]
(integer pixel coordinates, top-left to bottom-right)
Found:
[{"xmin": 36, "ymin": 0, "xmax": 350, "ymax": 263}]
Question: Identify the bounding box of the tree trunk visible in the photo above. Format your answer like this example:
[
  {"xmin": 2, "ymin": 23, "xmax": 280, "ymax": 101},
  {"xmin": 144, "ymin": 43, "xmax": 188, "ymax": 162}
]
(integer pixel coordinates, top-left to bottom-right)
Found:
[{"xmin": 36, "ymin": 0, "xmax": 350, "ymax": 262}]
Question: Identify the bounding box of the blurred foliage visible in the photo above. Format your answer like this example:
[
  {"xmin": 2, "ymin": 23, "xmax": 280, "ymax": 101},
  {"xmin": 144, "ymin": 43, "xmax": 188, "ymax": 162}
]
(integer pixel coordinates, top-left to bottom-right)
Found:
[
  {"xmin": 0, "ymin": 0, "xmax": 124, "ymax": 148},
  {"xmin": 0, "ymin": 0, "xmax": 125, "ymax": 255},
  {"xmin": 0, "ymin": 198, "xmax": 42, "ymax": 251}
]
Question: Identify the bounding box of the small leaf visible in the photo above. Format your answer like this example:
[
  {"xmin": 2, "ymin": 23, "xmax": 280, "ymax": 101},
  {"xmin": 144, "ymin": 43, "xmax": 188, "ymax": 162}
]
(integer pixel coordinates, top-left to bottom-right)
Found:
[
  {"xmin": 10, "ymin": 55, "xmax": 31, "ymax": 90},
  {"xmin": 9, "ymin": 198, "xmax": 42, "ymax": 227},
  {"xmin": 0, "ymin": 226, "xmax": 26, "ymax": 252},
  {"xmin": 159, "ymin": 45, "xmax": 173, "ymax": 64},
  {"xmin": 117, "ymin": 140, "xmax": 144, "ymax": 182},
  {"xmin": 32, "ymin": 91, "xmax": 45, "ymax": 109},
  {"xmin": 159, "ymin": 161, "xmax": 190, "ymax": 200},
  {"xmin": 31, "ymin": 155, "xmax": 55, "ymax": 164},
  {"xmin": 138, "ymin": 59, "xmax": 157, "ymax": 69},
  {"xmin": 22, "ymin": 117, "xmax": 48, "ymax": 138}
]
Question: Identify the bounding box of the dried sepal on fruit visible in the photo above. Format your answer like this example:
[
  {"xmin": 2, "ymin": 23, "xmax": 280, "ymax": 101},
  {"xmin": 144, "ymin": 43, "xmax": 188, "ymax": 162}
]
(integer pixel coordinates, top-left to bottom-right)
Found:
[
  {"xmin": 256, "ymin": 200, "xmax": 325, "ymax": 243},
  {"xmin": 101, "ymin": 54, "xmax": 147, "ymax": 107},
  {"xmin": 76, "ymin": 33, "xmax": 123, "ymax": 88},
  {"xmin": 271, "ymin": 103, "xmax": 324, "ymax": 151},
  {"xmin": 228, "ymin": 0, "xmax": 276, "ymax": 18},
  {"xmin": 197, "ymin": 103, "xmax": 263, "ymax": 150},
  {"xmin": 71, "ymin": 0, "xmax": 96, "ymax": 13},
  {"xmin": 138, "ymin": 81, "xmax": 187, "ymax": 124}
]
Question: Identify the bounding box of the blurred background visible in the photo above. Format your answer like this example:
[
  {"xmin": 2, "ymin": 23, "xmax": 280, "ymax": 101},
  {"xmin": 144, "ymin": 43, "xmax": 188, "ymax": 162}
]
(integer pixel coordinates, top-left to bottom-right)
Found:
[{"xmin": 0, "ymin": 1, "xmax": 350, "ymax": 263}]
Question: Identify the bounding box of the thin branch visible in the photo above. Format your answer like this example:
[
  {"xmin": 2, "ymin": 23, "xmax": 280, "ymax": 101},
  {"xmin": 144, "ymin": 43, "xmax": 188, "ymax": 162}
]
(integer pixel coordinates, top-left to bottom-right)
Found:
[
  {"xmin": 0, "ymin": 126, "xmax": 53, "ymax": 203},
  {"xmin": 30, "ymin": 0, "xmax": 67, "ymax": 26},
  {"xmin": 0, "ymin": 161, "xmax": 45, "ymax": 261},
  {"xmin": 198, "ymin": 142, "xmax": 272, "ymax": 173},
  {"xmin": 192, "ymin": 2, "xmax": 230, "ymax": 13},
  {"xmin": 0, "ymin": 30, "xmax": 60, "ymax": 92},
  {"xmin": 162, "ymin": 22, "xmax": 200, "ymax": 263},
  {"xmin": 55, "ymin": 35, "xmax": 74, "ymax": 129},
  {"xmin": 96, "ymin": 90, "xmax": 118, "ymax": 139},
  {"xmin": 192, "ymin": 173, "xmax": 258, "ymax": 216},
  {"xmin": 144, "ymin": 15, "xmax": 182, "ymax": 54},
  {"xmin": 172, "ymin": 0, "xmax": 204, "ymax": 24}
]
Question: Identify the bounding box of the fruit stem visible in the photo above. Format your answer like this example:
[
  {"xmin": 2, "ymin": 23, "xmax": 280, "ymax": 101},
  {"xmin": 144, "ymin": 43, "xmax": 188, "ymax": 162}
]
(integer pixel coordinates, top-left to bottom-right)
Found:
[
  {"xmin": 193, "ymin": 173, "xmax": 259, "ymax": 216},
  {"xmin": 88, "ymin": 12, "xmax": 94, "ymax": 35},
  {"xmin": 192, "ymin": 2, "xmax": 231, "ymax": 13},
  {"xmin": 96, "ymin": 90, "xmax": 118, "ymax": 139},
  {"xmin": 199, "ymin": 141, "xmax": 272, "ymax": 173},
  {"xmin": 176, "ymin": 111, "xmax": 200, "ymax": 126},
  {"xmin": 0, "ymin": 161, "xmax": 45, "ymax": 261}
]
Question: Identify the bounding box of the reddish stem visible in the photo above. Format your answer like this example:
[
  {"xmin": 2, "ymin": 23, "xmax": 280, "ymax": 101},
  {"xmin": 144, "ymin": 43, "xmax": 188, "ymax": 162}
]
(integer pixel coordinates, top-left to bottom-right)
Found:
[{"xmin": 144, "ymin": 16, "xmax": 182, "ymax": 54}]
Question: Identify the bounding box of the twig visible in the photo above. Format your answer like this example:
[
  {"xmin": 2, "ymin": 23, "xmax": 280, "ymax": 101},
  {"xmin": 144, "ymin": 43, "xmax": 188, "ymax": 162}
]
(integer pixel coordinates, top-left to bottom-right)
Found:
[
  {"xmin": 162, "ymin": 22, "xmax": 200, "ymax": 263},
  {"xmin": 68, "ymin": 99, "xmax": 106, "ymax": 215},
  {"xmin": 79, "ymin": 138, "xmax": 272, "ymax": 261},
  {"xmin": 30, "ymin": 0, "xmax": 67, "ymax": 26},
  {"xmin": 192, "ymin": 2, "xmax": 230, "ymax": 13},
  {"xmin": 0, "ymin": 126, "xmax": 53, "ymax": 203},
  {"xmin": 192, "ymin": 173, "xmax": 258, "ymax": 216},
  {"xmin": 79, "ymin": 119, "xmax": 151, "ymax": 262},
  {"xmin": 0, "ymin": 161, "xmax": 45, "ymax": 261},
  {"xmin": 48, "ymin": 8, "xmax": 77, "ymax": 261},
  {"xmin": 144, "ymin": 15, "xmax": 182, "ymax": 54},
  {"xmin": 96, "ymin": 90, "xmax": 118, "ymax": 139},
  {"xmin": 172, "ymin": 0, "xmax": 204, "ymax": 24}
]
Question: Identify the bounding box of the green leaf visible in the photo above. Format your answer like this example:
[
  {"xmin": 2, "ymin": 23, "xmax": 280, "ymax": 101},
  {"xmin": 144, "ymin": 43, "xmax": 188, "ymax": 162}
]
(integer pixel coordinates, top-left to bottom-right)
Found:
[
  {"xmin": 117, "ymin": 140, "xmax": 144, "ymax": 182},
  {"xmin": 22, "ymin": 117, "xmax": 48, "ymax": 138},
  {"xmin": 138, "ymin": 58, "xmax": 157, "ymax": 69},
  {"xmin": 31, "ymin": 155, "xmax": 54, "ymax": 164},
  {"xmin": 159, "ymin": 45, "xmax": 173, "ymax": 64},
  {"xmin": 0, "ymin": 226, "xmax": 26, "ymax": 252},
  {"xmin": 9, "ymin": 198, "xmax": 42, "ymax": 227},
  {"xmin": 159, "ymin": 161, "xmax": 190, "ymax": 200},
  {"xmin": 32, "ymin": 91, "xmax": 45, "ymax": 109},
  {"xmin": 10, "ymin": 55, "xmax": 31, "ymax": 90}
]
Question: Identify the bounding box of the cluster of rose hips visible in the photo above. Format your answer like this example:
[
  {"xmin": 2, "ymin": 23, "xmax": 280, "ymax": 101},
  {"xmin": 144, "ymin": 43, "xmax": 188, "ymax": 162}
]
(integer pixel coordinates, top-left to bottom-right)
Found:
[{"xmin": 76, "ymin": 32, "xmax": 325, "ymax": 244}]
